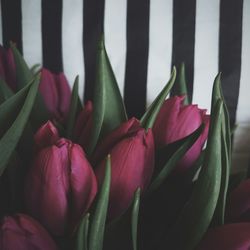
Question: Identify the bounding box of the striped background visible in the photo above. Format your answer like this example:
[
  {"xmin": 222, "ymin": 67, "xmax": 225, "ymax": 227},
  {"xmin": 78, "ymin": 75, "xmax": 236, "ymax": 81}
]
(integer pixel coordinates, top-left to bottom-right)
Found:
[{"xmin": 0, "ymin": 0, "xmax": 249, "ymax": 172}]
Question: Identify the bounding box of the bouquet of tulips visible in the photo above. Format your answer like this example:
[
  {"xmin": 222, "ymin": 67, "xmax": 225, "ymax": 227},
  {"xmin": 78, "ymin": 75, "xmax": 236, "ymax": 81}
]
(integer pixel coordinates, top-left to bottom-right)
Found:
[{"xmin": 0, "ymin": 38, "xmax": 249, "ymax": 250}]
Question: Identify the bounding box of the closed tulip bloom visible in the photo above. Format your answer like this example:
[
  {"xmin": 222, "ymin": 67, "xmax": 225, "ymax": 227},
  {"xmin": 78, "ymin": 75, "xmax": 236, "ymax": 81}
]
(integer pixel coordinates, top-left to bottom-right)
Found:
[
  {"xmin": 0, "ymin": 214, "xmax": 58, "ymax": 250},
  {"xmin": 95, "ymin": 118, "xmax": 154, "ymax": 219},
  {"xmin": 25, "ymin": 121, "xmax": 97, "ymax": 236},
  {"xmin": 226, "ymin": 179, "xmax": 250, "ymax": 223},
  {"xmin": 0, "ymin": 45, "xmax": 16, "ymax": 90},
  {"xmin": 153, "ymin": 96, "xmax": 210, "ymax": 172},
  {"xmin": 74, "ymin": 101, "xmax": 93, "ymax": 150},
  {"xmin": 39, "ymin": 68, "xmax": 71, "ymax": 121},
  {"xmin": 197, "ymin": 223, "xmax": 250, "ymax": 250}
]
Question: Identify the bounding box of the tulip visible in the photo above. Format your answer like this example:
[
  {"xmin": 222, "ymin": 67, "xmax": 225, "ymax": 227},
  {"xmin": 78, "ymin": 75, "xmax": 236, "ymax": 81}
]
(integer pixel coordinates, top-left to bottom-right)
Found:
[
  {"xmin": 0, "ymin": 213, "xmax": 58, "ymax": 250},
  {"xmin": 226, "ymin": 179, "xmax": 250, "ymax": 223},
  {"xmin": 74, "ymin": 101, "xmax": 93, "ymax": 150},
  {"xmin": 39, "ymin": 68, "xmax": 71, "ymax": 121},
  {"xmin": 197, "ymin": 223, "xmax": 250, "ymax": 250},
  {"xmin": 153, "ymin": 95, "xmax": 210, "ymax": 172},
  {"xmin": 94, "ymin": 118, "xmax": 154, "ymax": 219},
  {"xmin": 0, "ymin": 45, "xmax": 16, "ymax": 90},
  {"xmin": 25, "ymin": 121, "xmax": 97, "ymax": 236}
]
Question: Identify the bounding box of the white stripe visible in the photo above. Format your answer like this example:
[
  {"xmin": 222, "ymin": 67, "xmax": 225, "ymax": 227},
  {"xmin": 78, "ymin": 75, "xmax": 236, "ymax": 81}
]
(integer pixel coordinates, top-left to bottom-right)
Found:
[
  {"xmin": 192, "ymin": 0, "xmax": 220, "ymax": 112},
  {"xmin": 232, "ymin": 0, "xmax": 250, "ymax": 172},
  {"xmin": 147, "ymin": 0, "xmax": 173, "ymax": 106},
  {"xmin": 62, "ymin": 0, "xmax": 84, "ymax": 97},
  {"xmin": 104, "ymin": 0, "xmax": 127, "ymax": 97},
  {"xmin": 21, "ymin": 0, "xmax": 42, "ymax": 68},
  {"xmin": 0, "ymin": 0, "xmax": 2, "ymax": 45}
]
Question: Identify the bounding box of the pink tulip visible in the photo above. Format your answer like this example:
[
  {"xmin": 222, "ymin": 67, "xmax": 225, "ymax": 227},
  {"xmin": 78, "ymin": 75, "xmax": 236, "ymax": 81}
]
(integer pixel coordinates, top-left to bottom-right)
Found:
[
  {"xmin": 0, "ymin": 45, "xmax": 16, "ymax": 90},
  {"xmin": 197, "ymin": 223, "xmax": 250, "ymax": 250},
  {"xmin": 153, "ymin": 95, "xmax": 210, "ymax": 172},
  {"xmin": 74, "ymin": 101, "xmax": 93, "ymax": 150},
  {"xmin": 226, "ymin": 179, "xmax": 250, "ymax": 223},
  {"xmin": 25, "ymin": 121, "xmax": 97, "ymax": 236},
  {"xmin": 0, "ymin": 213, "xmax": 58, "ymax": 250},
  {"xmin": 94, "ymin": 118, "xmax": 154, "ymax": 219},
  {"xmin": 39, "ymin": 68, "xmax": 71, "ymax": 121}
]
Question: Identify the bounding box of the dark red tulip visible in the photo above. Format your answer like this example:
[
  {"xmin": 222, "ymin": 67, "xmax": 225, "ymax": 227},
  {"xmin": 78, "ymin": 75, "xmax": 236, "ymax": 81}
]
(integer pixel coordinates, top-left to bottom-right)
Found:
[
  {"xmin": 153, "ymin": 95, "xmax": 210, "ymax": 172},
  {"xmin": 25, "ymin": 121, "xmax": 97, "ymax": 236},
  {"xmin": 39, "ymin": 68, "xmax": 71, "ymax": 121},
  {"xmin": 74, "ymin": 101, "xmax": 93, "ymax": 150},
  {"xmin": 94, "ymin": 118, "xmax": 154, "ymax": 219},
  {"xmin": 197, "ymin": 223, "xmax": 250, "ymax": 250},
  {"xmin": 0, "ymin": 213, "xmax": 58, "ymax": 250},
  {"xmin": 226, "ymin": 179, "xmax": 250, "ymax": 223},
  {"xmin": 0, "ymin": 45, "xmax": 16, "ymax": 90}
]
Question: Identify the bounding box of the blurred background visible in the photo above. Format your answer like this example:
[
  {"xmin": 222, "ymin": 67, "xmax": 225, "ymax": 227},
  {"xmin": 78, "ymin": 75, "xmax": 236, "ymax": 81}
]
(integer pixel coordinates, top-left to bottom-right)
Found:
[{"xmin": 0, "ymin": 0, "xmax": 249, "ymax": 172}]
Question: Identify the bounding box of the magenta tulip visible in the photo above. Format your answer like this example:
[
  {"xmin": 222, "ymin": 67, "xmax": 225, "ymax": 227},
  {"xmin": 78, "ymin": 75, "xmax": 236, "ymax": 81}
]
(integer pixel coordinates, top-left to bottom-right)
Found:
[
  {"xmin": 39, "ymin": 68, "xmax": 71, "ymax": 121},
  {"xmin": 0, "ymin": 45, "xmax": 16, "ymax": 90},
  {"xmin": 197, "ymin": 223, "xmax": 250, "ymax": 250},
  {"xmin": 153, "ymin": 95, "xmax": 210, "ymax": 172},
  {"xmin": 94, "ymin": 118, "xmax": 155, "ymax": 219},
  {"xmin": 226, "ymin": 179, "xmax": 250, "ymax": 223},
  {"xmin": 0, "ymin": 214, "xmax": 58, "ymax": 250},
  {"xmin": 74, "ymin": 101, "xmax": 93, "ymax": 150},
  {"xmin": 25, "ymin": 121, "xmax": 97, "ymax": 236}
]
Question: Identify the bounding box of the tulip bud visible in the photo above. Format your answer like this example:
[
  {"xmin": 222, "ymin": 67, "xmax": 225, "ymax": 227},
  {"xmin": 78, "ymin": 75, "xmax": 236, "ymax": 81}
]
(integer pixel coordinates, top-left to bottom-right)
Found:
[
  {"xmin": 0, "ymin": 214, "xmax": 58, "ymax": 250},
  {"xmin": 94, "ymin": 118, "xmax": 154, "ymax": 219},
  {"xmin": 226, "ymin": 179, "xmax": 250, "ymax": 223},
  {"xmin": 0, "ymin": 45, "xmax": 16, "ymax": 90},
  {"xmin": 39, "ymin": 68, "xmax": 71, "ymax": 121},
  {"xmin": 153, "ymin": 96, "xmax": 210, "ymax": 172},
  {"xmin": 197, "ymin": 223, "xmax": 250, "ymax": 250},
  {"xmin": 25, "ymin": 121, "xmax": 97, "ymax": 236},
  {"xmin": 74, "ymin": 101, "xmax": 93, "ymax": 150}
]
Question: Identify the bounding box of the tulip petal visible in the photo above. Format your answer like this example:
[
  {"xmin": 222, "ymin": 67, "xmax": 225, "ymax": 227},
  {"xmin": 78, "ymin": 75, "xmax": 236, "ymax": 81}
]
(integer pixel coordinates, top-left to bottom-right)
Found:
[
  {"xmin": 197, "ymin": 223, "xmax": 250, "ymax": 250},
  {"xmin": 0, "ymin": 214, "xmax": 58, "ymax": 250},
  {"xmin": 226, "ymin": 179, "xmax": 250, "ymax": 223},
  {"xmin": 54, "ymin": 72, "xmax": 71, "ymax": 120},
  {"xmin": 25, "ymin": 146, "xmax": 70, "ymax": 236},
  {"xmin": 92, "ymin": 117, "xmax": 141, "ymax": 165},
  {"xmin": 95, "ymin": 128, "xmax": 154, "ymax": 219},
  {"xmin": 74, "ymin": 101, "xmax": 93, "ymax": 150},
  {"xmin": 34, "ymin": 121, "xmax": 59, "ymax": 150},
  {"xmin": 40, "ymin": 68, "xmax": 59, "ymax": 118},
  {"xmin": 69, "ymin": 144, "xmax": 97, "ymax": 230}
]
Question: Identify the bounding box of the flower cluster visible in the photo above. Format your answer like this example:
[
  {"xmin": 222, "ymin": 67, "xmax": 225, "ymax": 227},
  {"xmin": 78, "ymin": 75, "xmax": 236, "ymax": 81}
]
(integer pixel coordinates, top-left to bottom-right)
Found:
[{"xmin": 0, "ymin": 41, "xmax": 246, "ymax": 250}]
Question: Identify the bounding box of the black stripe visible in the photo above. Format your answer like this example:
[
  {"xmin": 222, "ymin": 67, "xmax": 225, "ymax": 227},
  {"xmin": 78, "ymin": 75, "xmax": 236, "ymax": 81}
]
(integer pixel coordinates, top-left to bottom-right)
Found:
[
  {"xmin": 219, "ymin": 0, "xmax": 243, "ymax": 126},
  {"xmin": 1, "ymin": 0, "xmax": 22, "ymax": 52},
  {"xmin": 42, "ymin": 0, "xmax": 63, "ymax": 73},
  {"xmin": 83, "ymin": 0, "xmax": 105, "ymax": 101},
  {"xmin": 171, "ymin": 0, "xmax": 196, "ymax": 102},
  {"xmin": 124, "ymin": 0, "xmax": 150, "ymax": 119}
]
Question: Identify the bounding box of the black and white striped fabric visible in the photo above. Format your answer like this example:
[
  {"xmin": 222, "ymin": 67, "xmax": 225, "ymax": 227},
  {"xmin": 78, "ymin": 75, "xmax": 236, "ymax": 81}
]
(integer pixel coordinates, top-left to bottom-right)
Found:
[{"xmin": 0, "ymin": 0, "xmax": 249, "ymax": 172}]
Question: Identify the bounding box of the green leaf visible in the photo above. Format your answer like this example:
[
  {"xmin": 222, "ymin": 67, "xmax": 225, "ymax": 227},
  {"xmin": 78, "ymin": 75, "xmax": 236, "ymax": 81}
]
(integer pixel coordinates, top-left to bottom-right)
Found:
[
  {"xmin": 30, "ymin": 64, "xmax": 41, "ymax": 75},
  {"xmin": 66, "ymin": 76, "xmax": 82, "ymax": 138},
  {"xmin": 211, "ymin": 73, "xmax": 231, "ymax": 226},
  {"xmin": 10, "ymin": 42, "xmax": 33, "ymax": 89},
  {"xmin": 176, "ymin": 62, "xmax": 189, "ymax": 105},
  {"xmin": 131, "ymin": 188, "xmax": 140, "ymax": 250},
  {"xmin": 88, "ymin": 36, "xmax": 127, "ymax": 154},
  {"xmin": 11, "ymin": 43, "xmax": 49, "ymax": 128},
  {"xmin": 212, "ymin": 73, "xmax": 231, "ymax": 158},
  {"xmin": 0, "ymin": 75, "xmax": 40, "ymax": 176},
  {"xmin": 0, "ymin": 79, "xmax": 34, "ymax": 166},
  {"xmin": 74, "ymin": 213, "xmax": 90, "ymax": 250},
  {"xmin": 166, "ymin": 100, "xmax": 223, "ymax": 250},
  {"xmin": 140, "ymin": 67, "xmax": 176, "ymax": 129},
  {"xmin": 89, "ymin": 155, "xmax": 111, "ymax": 250},
  {"xmin": 147, "ymin": 124, "xmax": 204, "ymax": 194},
  {"xmin": 0, "ymin": 78, "xmax": 14, "ymax": 103}
]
